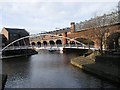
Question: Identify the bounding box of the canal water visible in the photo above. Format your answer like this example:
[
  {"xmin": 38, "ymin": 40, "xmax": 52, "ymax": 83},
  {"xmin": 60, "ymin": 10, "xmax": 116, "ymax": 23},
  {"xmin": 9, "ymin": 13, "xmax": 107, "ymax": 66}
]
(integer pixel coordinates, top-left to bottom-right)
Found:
[{"xmin": 2, "ymin": 50, "xmax": 118, "ymax": 88}]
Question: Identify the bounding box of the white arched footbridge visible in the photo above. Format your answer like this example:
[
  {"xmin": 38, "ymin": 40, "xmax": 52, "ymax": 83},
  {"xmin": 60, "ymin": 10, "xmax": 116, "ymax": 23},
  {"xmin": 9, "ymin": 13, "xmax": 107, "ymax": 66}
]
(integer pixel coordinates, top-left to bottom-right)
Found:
[{"xmin": 0, "ymin": 33, "xmax": 98, "ymax": 58}]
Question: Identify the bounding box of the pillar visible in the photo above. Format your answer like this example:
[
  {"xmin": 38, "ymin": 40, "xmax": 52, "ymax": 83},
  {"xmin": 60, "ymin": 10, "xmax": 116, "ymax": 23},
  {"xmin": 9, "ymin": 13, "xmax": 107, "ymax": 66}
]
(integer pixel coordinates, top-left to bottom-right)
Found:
[
  {"xmin": 70, "ymin": 22, "xmax": 75, "ymax": 33},
  {"xmin": 62, "ymin": 32, "xmax": 67, "ymax": 45}
]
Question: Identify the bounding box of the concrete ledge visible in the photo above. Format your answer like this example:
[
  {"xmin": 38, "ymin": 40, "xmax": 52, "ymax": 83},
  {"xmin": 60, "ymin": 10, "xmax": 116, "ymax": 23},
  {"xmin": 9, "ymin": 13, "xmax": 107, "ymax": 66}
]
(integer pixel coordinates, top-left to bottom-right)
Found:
[
  {"xmin": 83, "ymin": 64, "xmax": 120, "ymax": 84},
  {"xmin": 71, "ymin": 60, "xmax": 83, "ymax": 69},
  {"xmin": 70, "ymin": 56, "xmax": 120, "ymax": 85}
]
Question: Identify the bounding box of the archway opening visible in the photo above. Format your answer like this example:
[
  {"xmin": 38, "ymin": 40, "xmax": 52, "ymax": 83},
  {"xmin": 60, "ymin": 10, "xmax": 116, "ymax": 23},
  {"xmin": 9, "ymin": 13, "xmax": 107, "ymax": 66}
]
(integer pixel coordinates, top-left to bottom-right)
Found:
[
  {"xmin": 49, "ymin": 40, "xmax": 55, "ymax": 46},
  {"xmin": 43, "ymin": 41, "xmax": 47, "ymax": 46},
  {"xmin": 107, "ymin": 32, "xmax": 120, "ymax": 49},
  {"xmin": 37, "ymin": 41, "xmax": 41, "ymax": 47},
  {"xmin": 56, "ymin": 40, "xmax": 62, "ymax": 47},
  {"xmin": 31, "ymin": 42, "xmax": 36, "ymax": 46}
]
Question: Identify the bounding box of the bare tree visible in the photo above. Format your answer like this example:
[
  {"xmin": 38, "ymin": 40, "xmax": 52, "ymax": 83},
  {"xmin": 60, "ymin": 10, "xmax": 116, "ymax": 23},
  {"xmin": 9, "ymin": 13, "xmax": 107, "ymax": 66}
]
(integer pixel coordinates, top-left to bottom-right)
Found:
[
  {"xmin": 118, "ymin": 1, "xmax": 120, "ymax": 23},
  {"xmin": 93, "ymin": 11, "xmax": 118, "ymax": 54}
]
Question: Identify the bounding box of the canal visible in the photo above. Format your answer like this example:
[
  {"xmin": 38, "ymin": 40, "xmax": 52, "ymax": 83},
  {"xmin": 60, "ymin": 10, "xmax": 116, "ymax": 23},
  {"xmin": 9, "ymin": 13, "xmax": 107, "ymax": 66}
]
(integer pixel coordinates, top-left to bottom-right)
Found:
[{"xmin": 2, "ymin": 50, "xmax": 117, "ymax": 88}]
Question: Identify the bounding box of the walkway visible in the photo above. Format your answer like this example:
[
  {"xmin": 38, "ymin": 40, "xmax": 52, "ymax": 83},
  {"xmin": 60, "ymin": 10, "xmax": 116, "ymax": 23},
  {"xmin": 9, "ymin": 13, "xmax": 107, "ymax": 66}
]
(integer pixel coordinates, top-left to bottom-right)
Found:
[{"xmin": 71, "ymin": 55, "xmax": 120, "ymax": 86}]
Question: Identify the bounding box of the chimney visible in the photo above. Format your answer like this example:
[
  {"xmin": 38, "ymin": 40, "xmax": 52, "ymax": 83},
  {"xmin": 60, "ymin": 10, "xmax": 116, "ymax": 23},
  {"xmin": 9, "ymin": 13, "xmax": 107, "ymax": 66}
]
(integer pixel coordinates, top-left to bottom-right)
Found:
[{"xmin": 70, "ymin": 22, "xmax": 75, "ymax": 33}]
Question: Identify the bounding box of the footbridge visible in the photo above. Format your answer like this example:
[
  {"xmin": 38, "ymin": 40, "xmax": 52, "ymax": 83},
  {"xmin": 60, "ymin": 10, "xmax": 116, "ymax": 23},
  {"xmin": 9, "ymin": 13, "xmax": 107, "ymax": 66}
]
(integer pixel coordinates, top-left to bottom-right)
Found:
[{"xmin": 0, "ymin": 33, "xmax": 98, "ymax": 58}]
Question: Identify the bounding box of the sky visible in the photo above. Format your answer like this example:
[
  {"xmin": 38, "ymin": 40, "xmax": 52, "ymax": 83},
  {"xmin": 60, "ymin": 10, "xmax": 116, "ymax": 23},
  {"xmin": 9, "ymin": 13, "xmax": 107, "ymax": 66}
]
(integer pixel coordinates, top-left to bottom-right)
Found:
[{"xmin": 0, "ymin": 0, "xmax": 119, "ymax": 34}]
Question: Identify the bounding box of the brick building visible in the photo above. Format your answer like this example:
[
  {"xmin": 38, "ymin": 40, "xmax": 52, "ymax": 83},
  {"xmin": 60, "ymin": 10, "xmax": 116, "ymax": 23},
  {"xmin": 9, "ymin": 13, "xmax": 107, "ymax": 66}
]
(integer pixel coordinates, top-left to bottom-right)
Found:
[
  {"xmin": 1, "ymin": 27, "xmax": 30, "ymax": 47},
  {"xmin": 0, "ymin": 34, "xmax": 7, "ymax": 47},
  {"xmin": 30, "ymin": 11, "xmax": 120, "ymax": 49}
]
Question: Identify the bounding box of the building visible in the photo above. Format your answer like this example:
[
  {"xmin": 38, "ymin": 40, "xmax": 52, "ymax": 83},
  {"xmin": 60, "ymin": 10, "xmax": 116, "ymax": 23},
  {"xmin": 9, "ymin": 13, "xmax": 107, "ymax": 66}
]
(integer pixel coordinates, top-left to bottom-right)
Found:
[
  {"xmin": 30, "ymin": 11, "xmax": 120, "ymax": 49},
  {"xmin": 0, "ymin": 34, "xmax": 7, "ymax": 47},
  {"xmin": 1, "ymin": 27, "xmax": 30, "ymax": 46}
]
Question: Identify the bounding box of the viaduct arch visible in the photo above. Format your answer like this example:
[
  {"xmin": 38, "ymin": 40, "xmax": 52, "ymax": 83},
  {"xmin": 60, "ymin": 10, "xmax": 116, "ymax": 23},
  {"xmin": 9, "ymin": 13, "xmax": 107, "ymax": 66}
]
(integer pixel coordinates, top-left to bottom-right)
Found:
[{"xmin": 107, "ymin": 32, "xmax": 120, "ymax": 49}]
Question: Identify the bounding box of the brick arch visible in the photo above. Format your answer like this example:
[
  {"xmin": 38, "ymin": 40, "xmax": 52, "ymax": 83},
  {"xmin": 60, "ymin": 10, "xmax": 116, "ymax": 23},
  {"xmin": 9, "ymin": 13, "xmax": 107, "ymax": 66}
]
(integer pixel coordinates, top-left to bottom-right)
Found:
[
  {"xmin": 107, "ymin": 32, "xmax": 120, "ymax": 49},
  {"xmin": 31, "ymin": 42, "xmax": 36, "ymax": 46},
  {"xmin": 56, "ymin": 39, "xmax": 62, "ymax": 47},
  {"xmin": 49, "ymin": 40, "xmax": 55, "ymax": 46},
  {"xmin": 56, "ymin": 39, "xmax": 62, "ymax": 44},
  {"xmin": 43, "ymin": 41, "xmax": 47, "ymax": 46},
  {"xmin": 37, "ymin": 41, "xmax": 41, "ymax": 47}
]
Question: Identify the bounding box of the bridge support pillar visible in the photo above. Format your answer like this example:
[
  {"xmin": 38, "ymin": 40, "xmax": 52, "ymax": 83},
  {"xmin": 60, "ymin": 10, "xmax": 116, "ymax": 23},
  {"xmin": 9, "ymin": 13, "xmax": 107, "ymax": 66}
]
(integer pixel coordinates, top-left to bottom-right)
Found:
[{"xmin": 62, "ymin": 32, "xmax": 67, "ymax": 45}]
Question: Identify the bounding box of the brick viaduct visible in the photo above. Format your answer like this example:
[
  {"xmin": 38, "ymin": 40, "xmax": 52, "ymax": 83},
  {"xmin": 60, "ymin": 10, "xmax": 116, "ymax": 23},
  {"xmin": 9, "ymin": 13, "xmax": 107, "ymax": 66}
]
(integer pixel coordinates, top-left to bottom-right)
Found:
[{"xmin": 30, "ymin": 22, "xmax": 120, "ymax": 49}]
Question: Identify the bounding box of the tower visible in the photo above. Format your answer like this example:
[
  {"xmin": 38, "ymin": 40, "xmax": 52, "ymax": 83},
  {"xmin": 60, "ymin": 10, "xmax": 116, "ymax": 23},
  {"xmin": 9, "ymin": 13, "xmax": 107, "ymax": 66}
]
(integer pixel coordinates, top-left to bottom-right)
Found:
[
  {"xmin": 62, "ymin": 29, "xmax": 67, "ymax": 45},
  {"xmin": 70, "ymin": 22, "xmax": 75, "ymax": 33}
]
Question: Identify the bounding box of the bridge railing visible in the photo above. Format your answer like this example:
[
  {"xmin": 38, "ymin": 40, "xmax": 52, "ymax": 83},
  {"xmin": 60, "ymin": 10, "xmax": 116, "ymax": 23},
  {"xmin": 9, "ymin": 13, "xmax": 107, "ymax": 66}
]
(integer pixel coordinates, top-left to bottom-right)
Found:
[
  {"xmin": 1, "ymin": 33, "xmax": 97, "ymax": 53},
  {"xmin": 31, "ymin": 43, "xmax": 95, "ymax": 49}
]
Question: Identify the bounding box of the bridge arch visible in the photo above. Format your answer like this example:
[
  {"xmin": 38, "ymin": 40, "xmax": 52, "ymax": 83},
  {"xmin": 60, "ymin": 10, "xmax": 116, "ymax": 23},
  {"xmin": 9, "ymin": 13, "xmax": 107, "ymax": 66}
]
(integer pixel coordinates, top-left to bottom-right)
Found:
[
  {"xmin": 56, "ymin": 39, "xmax": 62, "ymax": 44},
  {"xmin": 107, "ymin": 32, "xmax": 120, "ymax": 49},
  {"xmin": 31, "ymin": 42, "xmax": 36, "ymax": 46},
  {"xmin": 49, "ymin": 40, "xmax": 55, "ymax": 46},
  {"xmin": 37, "ymin": 41, "xmax": 41, "ymax": 47},
  {"xmin": 43, "ymin": 41, "xmax": 47, "ymax": 46},
  {"xmin": 56, "ymin": 39, "xmax": 62, "ymax": 47}
]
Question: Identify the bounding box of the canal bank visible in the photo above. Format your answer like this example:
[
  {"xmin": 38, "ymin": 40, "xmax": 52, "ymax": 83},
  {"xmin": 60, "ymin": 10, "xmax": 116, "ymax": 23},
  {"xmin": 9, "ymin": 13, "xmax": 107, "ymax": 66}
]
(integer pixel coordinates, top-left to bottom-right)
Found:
[{"xmin": 70, "ymin": 54, "xmax": 120, "ymax": 86}]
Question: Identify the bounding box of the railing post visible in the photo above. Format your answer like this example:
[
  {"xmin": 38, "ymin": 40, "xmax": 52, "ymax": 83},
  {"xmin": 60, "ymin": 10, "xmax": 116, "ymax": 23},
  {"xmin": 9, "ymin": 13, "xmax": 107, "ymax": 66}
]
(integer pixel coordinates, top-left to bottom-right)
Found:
[
  {"xmin": 12, "ymin": 44, "xmax": 15, "ymax": 50},
  {"xmin": 69, "ymin": 43, "xmax": 71, "ymax": 47}
]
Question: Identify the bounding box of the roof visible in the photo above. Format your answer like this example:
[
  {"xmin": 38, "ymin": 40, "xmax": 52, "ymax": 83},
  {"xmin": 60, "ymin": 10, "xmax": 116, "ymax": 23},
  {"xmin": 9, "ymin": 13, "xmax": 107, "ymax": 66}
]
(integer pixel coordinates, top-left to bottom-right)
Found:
[
  {"xmin": 4, "ymin": 28, "xmax": 29, "ymax": 35},
  {"xmin": 44, "ymin": 27, "xmax": 70, "ymax": 34}
]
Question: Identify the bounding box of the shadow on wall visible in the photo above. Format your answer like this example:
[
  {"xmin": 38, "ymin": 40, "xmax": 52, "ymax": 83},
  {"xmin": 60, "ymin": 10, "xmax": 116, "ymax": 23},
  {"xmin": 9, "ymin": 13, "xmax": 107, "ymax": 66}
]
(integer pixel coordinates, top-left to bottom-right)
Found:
[{"xmin": 107, "ymin": 32, "xmax": 120, "ymax": 49}]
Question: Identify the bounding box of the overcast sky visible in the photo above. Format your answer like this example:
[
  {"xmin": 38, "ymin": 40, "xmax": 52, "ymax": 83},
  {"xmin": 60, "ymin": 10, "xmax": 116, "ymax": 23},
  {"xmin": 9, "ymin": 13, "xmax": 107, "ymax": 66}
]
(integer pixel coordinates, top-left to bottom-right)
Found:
[{"xmin": 0, "ymin": 0, "xmax": 119, "ymax": 34}]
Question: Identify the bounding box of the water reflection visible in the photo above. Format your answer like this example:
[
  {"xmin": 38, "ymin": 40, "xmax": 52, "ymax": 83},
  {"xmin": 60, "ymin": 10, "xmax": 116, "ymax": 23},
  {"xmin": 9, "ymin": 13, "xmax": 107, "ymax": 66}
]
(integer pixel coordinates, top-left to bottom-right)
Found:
[{"xmin": 2, "ymin": 50, "xmax": 118, "ymax": 88}]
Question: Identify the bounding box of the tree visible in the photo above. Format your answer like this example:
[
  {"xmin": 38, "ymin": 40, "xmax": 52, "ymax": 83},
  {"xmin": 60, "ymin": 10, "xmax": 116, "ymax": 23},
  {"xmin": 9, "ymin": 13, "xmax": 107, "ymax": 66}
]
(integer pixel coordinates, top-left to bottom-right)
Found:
[
  {"xmin": 93, "ymin": 11, "xmax": 118, "ymax": 54},
  {"xmin": 118, "ymin": 1, "xmax": 120, "ymax": 24}
]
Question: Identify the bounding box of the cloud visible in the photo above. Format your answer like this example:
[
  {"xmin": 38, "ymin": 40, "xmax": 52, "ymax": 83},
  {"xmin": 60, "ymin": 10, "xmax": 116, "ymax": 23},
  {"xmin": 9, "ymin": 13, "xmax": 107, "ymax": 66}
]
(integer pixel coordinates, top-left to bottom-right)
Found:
[
  {"xmin": 0, "ymin": 1, "xmax": 119, "ymax": 34},
  {"xmin": 0, "ymin": 0, "xmax": 120, "ymax": 2}
]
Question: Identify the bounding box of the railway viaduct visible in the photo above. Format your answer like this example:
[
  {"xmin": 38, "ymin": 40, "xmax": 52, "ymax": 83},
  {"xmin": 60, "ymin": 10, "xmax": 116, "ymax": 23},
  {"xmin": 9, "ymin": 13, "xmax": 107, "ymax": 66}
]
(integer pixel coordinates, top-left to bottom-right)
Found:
[
  {"xmin": 30, "ymin": 12, "xmax": 120, "ymax": 49},
  {"xmin": 30, "ymin": 22, "xmax": 120, "ymax": 49}
]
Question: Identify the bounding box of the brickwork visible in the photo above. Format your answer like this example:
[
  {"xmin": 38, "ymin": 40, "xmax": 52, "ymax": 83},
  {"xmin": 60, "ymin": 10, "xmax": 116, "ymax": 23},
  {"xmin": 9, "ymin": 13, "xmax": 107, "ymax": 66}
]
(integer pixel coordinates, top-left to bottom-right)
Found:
[{"xmin": 30, "ymin": 22, "xmax": 120, "ymax": 49}]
